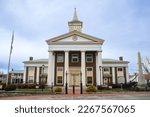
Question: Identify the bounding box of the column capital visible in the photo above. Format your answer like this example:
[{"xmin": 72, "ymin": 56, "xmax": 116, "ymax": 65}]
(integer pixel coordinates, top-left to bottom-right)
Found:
[
  {"xmin": 97, "ymin": 50, "xmax": 102, "ymax": 52},
  {"xmin": 81, "ymin": 50, "xmax": 86, "ymax": 52},
  {"xmin": 64, "ymin": 50, "xmax": 69, "ymax": 52},
  {"xmin": 48, "ymin": 50, "xmax": 53, "ymax": 52}
]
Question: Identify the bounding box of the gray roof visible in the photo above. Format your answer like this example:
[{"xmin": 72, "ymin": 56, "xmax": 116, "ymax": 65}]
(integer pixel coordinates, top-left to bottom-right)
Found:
[
  {"xmin": 9, "ymin": 70, "xmax": 24, "ymax": 74},
  {"xmin": 102, "ymin": 58, "xmax": 129, "ymax": 63},
  {"xmin": 23, "ymin": 58, "xmax": 48, "ymax": 63}
]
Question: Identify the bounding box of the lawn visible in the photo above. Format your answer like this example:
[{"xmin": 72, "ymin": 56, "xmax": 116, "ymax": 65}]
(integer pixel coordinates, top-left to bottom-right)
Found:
[{"xmin": 97, "ymin": 88, "xmax": 129, "ymax": 92}]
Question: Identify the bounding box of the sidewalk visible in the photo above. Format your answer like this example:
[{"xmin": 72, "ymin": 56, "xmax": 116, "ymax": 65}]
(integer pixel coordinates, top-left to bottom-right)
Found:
[{"xmin": 0, "ymin": 90, "xmax": 150, "ymax": 100}]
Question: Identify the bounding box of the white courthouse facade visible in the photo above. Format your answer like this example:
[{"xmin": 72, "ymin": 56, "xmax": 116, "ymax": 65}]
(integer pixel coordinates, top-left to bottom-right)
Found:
[{"xmin": 23, "ymin": 9, "xmax": 129, "ymax": 87}]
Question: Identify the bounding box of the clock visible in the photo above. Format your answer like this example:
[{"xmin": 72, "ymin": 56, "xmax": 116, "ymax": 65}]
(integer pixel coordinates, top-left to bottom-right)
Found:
[{"xmin": 72, "ymin": 35, "xmax": 78, "ymax": 41}]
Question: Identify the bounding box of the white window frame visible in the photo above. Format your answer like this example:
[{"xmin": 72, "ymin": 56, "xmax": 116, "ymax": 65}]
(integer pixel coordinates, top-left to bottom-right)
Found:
[
  {"xmin": 86, "ymin": 54, "xmax": 93, "ymax": 63},
  {"xmin": 28, "ymin": 76, "xmax": 34, "ymax": 83},
  {"xmin": 57, "ymin": 67, "xmax": 63, "ymax": 71},
  {"xmin": 71, "ymin": 54, "xmax": 79, "ymax": 63},
  {"xmin": 56, "ymin": 67, "xmax": 63, "ymax": 85},
  {"xmin": 86, "ymin": 67, "xmax": 93, "ymax": 85},
  {"xmin": 87, "ymin": 67, "xmax": 93, "ymax": 71},
  {"xmin": 103, "ymin": 68, "xmax": 109, "ymax": 72},
  {"xmin": 118, "ymin": 68, "xmax": 123, "ymax": 71},
  {"xmin": 57, "ymin": 76, "xmax": 63, "ymax": 84},
  {"xmin": 57, "ymin": 54, "xmax": 64, "ymax": 63},
  {"xmin": 87, "ymin": 76, "xmax": 93, "ymax": 85}
]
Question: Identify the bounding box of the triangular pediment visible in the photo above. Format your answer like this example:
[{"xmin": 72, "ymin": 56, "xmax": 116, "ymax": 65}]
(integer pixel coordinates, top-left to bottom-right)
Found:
[{"xmin": 46, "ymin": 30, "xmax": 104, "ymax": 45}]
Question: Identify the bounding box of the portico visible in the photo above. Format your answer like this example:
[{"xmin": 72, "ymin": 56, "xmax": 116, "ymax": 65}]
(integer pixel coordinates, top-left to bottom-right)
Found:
[{"xmin": 46, "ymin": 50, "xmax": 103, "ymax": 87}]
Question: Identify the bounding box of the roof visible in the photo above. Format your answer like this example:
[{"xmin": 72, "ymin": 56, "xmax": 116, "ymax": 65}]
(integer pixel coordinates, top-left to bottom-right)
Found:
[
  {"xmin": 144, "ymin": 74, "xmax": 150, "ymax": 79},
  {"xmin": 23, "ymin": 59, "xmax": 48, "ymax": 64},
  {"xmin": 46, "ymin": 30, "xmax": 104, "ymax": 45},
  {"xmin": 23, "ymin": 58, "xmax": 129, "ymax": 64},
  {"xmin": 9, "ymin": 70, "xmax": 24, "ymax": 74},
  {"xmin": 102, "ymin": 58, "xmax": 129, "ymax": 64}
]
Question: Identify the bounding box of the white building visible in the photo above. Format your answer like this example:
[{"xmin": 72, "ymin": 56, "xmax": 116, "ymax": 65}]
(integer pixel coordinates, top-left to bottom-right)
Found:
[
  {"xmin": 23, "ymin": 9, "xmax": 129, "ymax": 87},
  {"xmin": 9, "ymin": 70, "xmax": 24, "ymax": 84}
]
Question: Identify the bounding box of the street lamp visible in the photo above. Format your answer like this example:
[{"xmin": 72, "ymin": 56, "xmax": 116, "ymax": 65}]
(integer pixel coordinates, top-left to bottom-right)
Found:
[
  {"xmin": 80, "ymin": 71, "xmax": 83, "ymax": 94},
  {"xmin": 65, "ymin": 71, "xmax": 68, "ymax": 94}
]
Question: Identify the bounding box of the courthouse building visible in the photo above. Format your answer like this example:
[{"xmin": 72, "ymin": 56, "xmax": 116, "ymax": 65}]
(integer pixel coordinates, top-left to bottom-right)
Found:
[{"xmin": 23, "ymin": 9, "xmax": 129, "ymax": 87}]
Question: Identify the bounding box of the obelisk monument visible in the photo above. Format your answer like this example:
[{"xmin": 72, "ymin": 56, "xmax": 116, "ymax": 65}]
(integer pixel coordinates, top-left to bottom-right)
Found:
[{"xmin": 138, "ymin": 52, "xmax": 145, "ymax": 86}]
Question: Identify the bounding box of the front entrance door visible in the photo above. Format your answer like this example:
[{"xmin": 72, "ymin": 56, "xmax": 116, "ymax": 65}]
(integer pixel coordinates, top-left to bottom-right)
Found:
[
  {"xmin": 70, "ymin": 73, "xmax": 80, "ymax": 87},
  {"xmin": 69, "ymin": 68, "xmax": 80, "ymax": 87}
]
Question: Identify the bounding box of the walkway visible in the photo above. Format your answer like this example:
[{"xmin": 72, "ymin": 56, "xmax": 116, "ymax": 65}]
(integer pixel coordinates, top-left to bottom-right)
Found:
[{"xmin": 0, "ymin": 91, "xmax": 150, "ymax": 100}]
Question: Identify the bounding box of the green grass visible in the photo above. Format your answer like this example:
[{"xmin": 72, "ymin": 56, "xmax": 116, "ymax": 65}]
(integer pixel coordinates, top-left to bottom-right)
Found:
[{"xmin": 97, "ymin": 88, "xmax": 129, "ymax": 92}]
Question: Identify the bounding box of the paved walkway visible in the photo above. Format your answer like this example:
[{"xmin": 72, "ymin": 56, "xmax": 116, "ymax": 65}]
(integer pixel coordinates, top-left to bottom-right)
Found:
[{"xmin": 0, "ymin": 91, "xmax": 150, "ymax": 100}]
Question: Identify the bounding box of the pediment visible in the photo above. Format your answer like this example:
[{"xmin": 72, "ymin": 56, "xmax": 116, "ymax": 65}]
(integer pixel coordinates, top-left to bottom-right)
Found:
[{"xmin": 46, "ymin": 30, "xmax": 104, "ymax": 45}]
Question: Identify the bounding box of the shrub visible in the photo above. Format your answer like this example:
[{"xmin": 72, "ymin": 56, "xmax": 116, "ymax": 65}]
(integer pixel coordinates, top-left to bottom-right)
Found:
[
  {"xmin": 16, "ymin": 84, "xmax": 36, "ymax": 89},
  {"xmin": 0, "ymin": 83, "xmax": 6, "ymax": 90},
  {"xmin": 112, "ymin": 84, "xmax": 122, "ymax": 88},
  {"xmin": 86, "ymin": 85, "xmax": 96, "ymax": 92},
  {"xmin": 97, "ymin": 85, "xmax": 109, "ymax": 90},
  {"xmin": 5, "ymin": 84, "xmax": 16, "ymax": 91},
  {"xmin": 28, "ymin": 84, "xmax": 36, "ymax": 89},
  {"xmin": 54, "ymin": 87, "xmax": 62, "ymax": 92}
]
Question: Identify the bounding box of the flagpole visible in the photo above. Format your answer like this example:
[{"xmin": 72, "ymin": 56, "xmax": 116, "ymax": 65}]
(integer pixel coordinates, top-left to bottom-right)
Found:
[{"xmin": 6, "ymin": 31, "xmax": 14, "ymax": 85}]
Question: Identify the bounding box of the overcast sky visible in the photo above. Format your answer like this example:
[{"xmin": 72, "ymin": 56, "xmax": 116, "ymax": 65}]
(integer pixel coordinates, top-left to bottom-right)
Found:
[{"xmin": 0, "ymin": 0, "xmax": 150, "ymax": 74}]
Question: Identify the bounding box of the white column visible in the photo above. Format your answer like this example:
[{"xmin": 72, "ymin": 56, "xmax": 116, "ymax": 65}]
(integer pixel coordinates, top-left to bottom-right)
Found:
[
  {"xmin": 47, "ymin": 51, "xmax": 54, "ymax": 86},
  {"xmin": 64, "ymin": 51, "xmax": 69, "ymax": 86},
  {"xmin": 36, "ymin": 67, "xmax": 40, "ymax": 84},
  {"xmin": 97, "ymin": 51, "xmax": 103, "ymax": 85},
  {"xmin": 23, "ymin": 66, "xmax": 26, "ymax": 84},
  {"xmin": 112, "ymin": 67, "xmax": 115, "ymax": 84},
  {"xmin": 81, "ymin": 51, "xmax": 86, "ymax": 86}
]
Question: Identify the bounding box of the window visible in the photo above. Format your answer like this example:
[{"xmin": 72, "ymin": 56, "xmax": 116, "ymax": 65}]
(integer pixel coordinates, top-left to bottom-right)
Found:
[
  {"xmin": 57, "ymin": 67, "xmax": 63, "ymax": 71},
  {"xmin": 28, "ymin": 67, "xmax": 34, "ymax": 72},
  {"xmin": 57, "ymin": 54, "xmax": 63, "ymax": 63},
  {"xmin": 86, "ymin": 54, "xmax": 93, "ymax": 62},
  {"xmin": 87, "ymin": 77, "xmax": 92, "ymax": 84},
  {"xmin": 87, "ymin": 67, "xmax": 93, "ymax": 71},
  {"xmin": 57, "ymin": 76, "xmax": 63, "ymax": 84},
  {"xmin": 28, "ymin": 76, "xmax": 33, "ymax": 83},
  {"xmin": 118, "ymin": 68, "xmax": 123, "ymax": 71},
  {"xmin": 56, "ymin": 67, "xmax": 63, "ymax": 85},
  {"xmin": 72, "ymin": 54, "xmax": 79, "ymax": 63},
  {"xmin": 104, "ymin": 68, "xmax": 109, "ymax": 72},
  {"xmin": 29, "ymin": 80, "xmax": 33, "ymax": 83}
]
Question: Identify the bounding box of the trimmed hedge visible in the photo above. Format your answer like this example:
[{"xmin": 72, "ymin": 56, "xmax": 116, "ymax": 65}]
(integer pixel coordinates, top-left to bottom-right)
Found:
[
  {"xmin": 86, "ymin": 85, "xmax": 96, "ymax": 92},
  {"xmin": 15, "ymin": 84, "xmax": 36, "ymax": 89},
  {"xmin": 97, "ymin": 85, "xmax": 109, "ymax": 90},
  {"xmin": 0, "ymin": 83, "xmax": 6, "ymax": 90},
  {"xmin": 54, "ymin": 87, "xmax": 62, "ymax": 92},
  {"xmin": 5, "ymin": 84, "xmax": 16, "ymax": 91}
]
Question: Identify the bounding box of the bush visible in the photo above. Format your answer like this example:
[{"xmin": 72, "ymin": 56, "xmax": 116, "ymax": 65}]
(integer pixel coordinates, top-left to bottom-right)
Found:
[
  {"xmin": 54, "ymin": 87, "xmax": 62, "ymax": 92},
  {"xmin": 0, "ymin": 83, "xmax": 6, "ymax": 90},
  {"xmin": 112, "ymin": 84, "xmax": 122, "ymax": 88},
  {"xmin": 5, "ymin": 84, "xmax": 16, "ymax": 91},
  {"xmin": 28, "ymin": 84, "xmax": 36, "ymax": 89},
  {"xmin": 86, "ymin": 85, "xmax": 96, "ymax": 92},
  {"xmin": 16, "ymin": 84, "xmax": 36, "ymax": 89},
  {"xmin": 97, "ymin": 85, "xmax": 109, "ymax": 90}
]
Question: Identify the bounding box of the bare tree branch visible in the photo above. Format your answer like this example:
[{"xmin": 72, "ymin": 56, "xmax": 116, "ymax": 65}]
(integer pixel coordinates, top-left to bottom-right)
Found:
[{"xmin": 142, "ymin": 57, "xmax": 150, "ymax": 74}]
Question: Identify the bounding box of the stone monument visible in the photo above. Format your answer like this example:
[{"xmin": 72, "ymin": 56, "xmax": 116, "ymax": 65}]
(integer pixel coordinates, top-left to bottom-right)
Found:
[{"xmin": 137, "ymin": 52, "xmax": 145, "ymax": 86}]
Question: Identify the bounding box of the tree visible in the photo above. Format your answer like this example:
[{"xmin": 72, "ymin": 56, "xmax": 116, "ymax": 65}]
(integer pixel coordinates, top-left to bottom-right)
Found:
[{"xmin": 143, "ymin": 57, "xmax": 150, "ymax": 74}]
